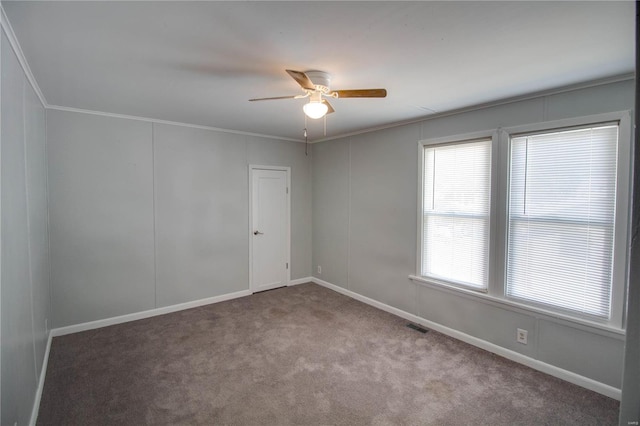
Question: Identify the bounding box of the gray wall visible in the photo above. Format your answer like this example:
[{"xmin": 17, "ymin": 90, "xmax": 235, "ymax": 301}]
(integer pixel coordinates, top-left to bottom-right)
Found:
[
  {"xmin": 312, "ymin": 79, "xmax": 634, "ymax": 389},
  {"xmin": 1, "ymin": 29, "xmax": 51, "ymax": 426},
  {"xmin": 47, "ymin": 110, "xmax": 312, "ymax": 327},
  {"xmin": 47, "ymin": 112, "xmax": 156, "ymax": 326}
]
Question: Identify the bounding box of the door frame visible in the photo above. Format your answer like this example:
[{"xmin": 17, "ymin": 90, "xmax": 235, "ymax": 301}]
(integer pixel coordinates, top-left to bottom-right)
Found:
[{"xmin": 248, "ymin": 165, "xmax": 291, "ymax": 293}]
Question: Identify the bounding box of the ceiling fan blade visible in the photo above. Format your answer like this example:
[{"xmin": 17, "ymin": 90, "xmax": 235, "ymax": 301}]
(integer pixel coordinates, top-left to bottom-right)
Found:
[
  {"xmin": 249, "ymin": 95, "xmax": 298, "ymax": 101},
  {"xmin": 286, "ymin": 69, "xmax": 316, "ymax": 91},
  {"xmin": 323, "ymin": 100, "xmax": 335, "ymax": 114},
  {"xmin": 331, "ymin": 89, "xmax": 387, "ymax": 98}
]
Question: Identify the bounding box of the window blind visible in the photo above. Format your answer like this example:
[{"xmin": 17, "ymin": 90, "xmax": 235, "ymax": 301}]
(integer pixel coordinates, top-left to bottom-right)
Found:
[
  {"xmin": 422, "ymin": 139, "xmax": 491, "ymax": 289},
  {"xmin": 506, "ymin": 124, "xmax": 618, "ymax": 318}
]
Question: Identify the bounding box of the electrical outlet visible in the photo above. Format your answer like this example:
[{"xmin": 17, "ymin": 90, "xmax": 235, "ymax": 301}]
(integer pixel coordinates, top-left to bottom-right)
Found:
[
  {"xmin": 317, "ymin": 265, "xmax": 322, "ymax": 274},
  {"xmin": 517, "ymin": 328, "xmax": 528, "ymax": 344}
]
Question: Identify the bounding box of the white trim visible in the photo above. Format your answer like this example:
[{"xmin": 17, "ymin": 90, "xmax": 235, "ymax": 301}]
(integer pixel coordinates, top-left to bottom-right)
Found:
[
  {"xmin": 311, "ymin": 276, "xmax": 622, "ymax": 400},
  {"xmin": 51, "ymin": 289, "xmax": 251, "ymax": 337},
  {"xmin": 288, "ymin": 277, "xmax": 313, "ymax": 286},
  {"xmin": 47, "ymin": 105, "xmax": 303, "ymax": 143},
  {"xmin": 418, "ymin": 129, "xmax": 496, "ymax": 147},
  {"xmin": 409, "ymin": 274, "xmax": 624, "ymax": 339},
  {"xmin": 616, "ymin": 111, "xmax": 633, "ymax": 325},
  {"xmin": 29, "ymin": 330, "xmax": 52, "ymax": 426},
  {"xmin": 0, "ymin": 1, "xmax": 632, "ymax": 146},
  {"xmin": 416, "ymin": 130, "xmax": 496, "ymax": 293},
  {"xmin": 248, "ymin": 165, "xmax": 291, "ymax": 293},
  {"xmin": 312, "ymin": 73, "xmax": 635, "ymax": 143},
  {"xmin": 501, "ymin": 111, "xmax": 632, "ymax": 330},
  {"xmin": 501, "ymin": 111, "xmax": 629, "ymax": 136},
  {"xmin": 0, "ymin": 7, "xmax": 302, "ymax": 144},
  {"xmin": 1, "ymin": 0, "xmax": 632, "ymax": 147},
  {"xmin": 0, "ymin": 5, "xmax": 47, "ymax": 108},
  {"xmin": 1, "ymin": 0, "xmax": 631, "ymax": 146},
  {"xmin": 28, "ymin": 278, "xmax": 621, "ymax": 425},
  {"xmin": 415, "ymin": 111, "xmax": 632, "ymax": 331},
  {"xmin": 28, "ymin": 280, "xmax": 309, "ymax": 421}
]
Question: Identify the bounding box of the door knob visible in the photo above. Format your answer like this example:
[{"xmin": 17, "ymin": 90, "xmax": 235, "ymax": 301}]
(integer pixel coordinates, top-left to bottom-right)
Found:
[{"xmin": 254, "ymin": 231, "xmax": 264, "ymax": 235}]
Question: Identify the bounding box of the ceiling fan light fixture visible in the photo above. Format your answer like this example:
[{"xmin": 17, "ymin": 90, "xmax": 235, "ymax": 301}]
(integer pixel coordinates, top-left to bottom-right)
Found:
[
  {"xmin": 250, "ymin": 69, "xmax": 386, "ymax": 122},
  {"xmin": 303, "ymin": 101, "xmax": 328, "ymax": 119}
]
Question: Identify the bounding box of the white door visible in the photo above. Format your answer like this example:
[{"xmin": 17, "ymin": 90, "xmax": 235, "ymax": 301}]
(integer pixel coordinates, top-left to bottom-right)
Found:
[{"xmin": 250, "ymin": 167, "xmax": 290, "ymax": 292}]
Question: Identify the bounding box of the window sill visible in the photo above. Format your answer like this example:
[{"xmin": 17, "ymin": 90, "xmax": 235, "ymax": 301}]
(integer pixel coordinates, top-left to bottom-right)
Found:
[{"xmin": 408, "ymin": 274, "xmax": 625, "ymax": 338}]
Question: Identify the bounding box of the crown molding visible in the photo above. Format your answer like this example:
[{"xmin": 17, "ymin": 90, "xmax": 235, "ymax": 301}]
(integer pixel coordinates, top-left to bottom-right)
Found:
[
  {"xmin": 1, "ymin": 4, "xmax": 48, "ymax": 108},
  {"xmin": 46, "ymin": 104, "xmax": 304, "ymax": 143},
  {"xmin": 2, "ymin": 2, "xmax": 632, "ymax": 146},
  {"xmin": 314, "ymin": 72, "xmax": 636, "ymax": 143},
  {"xmin": 1, "ymin": 3, "xmax": 302, "ymax": 144}
]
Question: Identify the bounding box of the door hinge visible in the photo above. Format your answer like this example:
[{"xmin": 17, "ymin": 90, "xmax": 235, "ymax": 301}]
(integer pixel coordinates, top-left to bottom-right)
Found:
[
  {"xmin": 286, "ymin": 262, "xmax": 289, "ymax": 269},
  {"xmin": 286, "ymin": 187, "xmax": 289, "ymax": 194}
]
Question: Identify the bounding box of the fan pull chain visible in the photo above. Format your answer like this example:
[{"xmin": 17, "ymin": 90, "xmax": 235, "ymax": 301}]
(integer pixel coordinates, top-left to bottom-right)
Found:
[{"xmin": 304, "ymin": 115, "xmax": 308, "ymax": 156}]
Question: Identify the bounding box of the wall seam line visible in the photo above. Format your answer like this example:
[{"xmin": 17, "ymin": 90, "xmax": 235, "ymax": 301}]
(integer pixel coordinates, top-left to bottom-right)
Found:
[
  {"xmin": 44, "ymin": 109, "xmax": 52, "ymax": 332},
  {"xmin": 347, "ymin": 138, "xmax": 352, "ymax": 292},
  {"xmin": 152, "ymin": 123, "xmax": 157, "ymax": 309},
  {"xmin": 23, "ymin": 71, "xmax": 39, "ymax": 386}
]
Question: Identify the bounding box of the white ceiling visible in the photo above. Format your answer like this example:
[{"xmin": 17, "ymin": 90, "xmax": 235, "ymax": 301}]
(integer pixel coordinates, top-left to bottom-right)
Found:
[{"xmin": 2, "ymin": 1, "xmax": 635, "ymax": 141}]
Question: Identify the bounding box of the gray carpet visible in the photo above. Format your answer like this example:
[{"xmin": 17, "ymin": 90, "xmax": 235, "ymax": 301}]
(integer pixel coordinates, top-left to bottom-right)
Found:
[{"xmin": 37, "ymin": 283, "xmax": 619, "ymax": 425}]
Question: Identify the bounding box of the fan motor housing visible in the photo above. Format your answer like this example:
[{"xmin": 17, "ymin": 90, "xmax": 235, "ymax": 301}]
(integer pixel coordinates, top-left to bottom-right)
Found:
[{"xmin": 305, "ymin": 70, "xmax": 331, "ymax": 93}]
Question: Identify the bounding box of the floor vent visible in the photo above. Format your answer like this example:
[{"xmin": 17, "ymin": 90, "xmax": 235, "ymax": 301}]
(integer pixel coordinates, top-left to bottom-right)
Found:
[{"xmin": 406, "ymin": 323, "xmax": 429, "ymax": 333}]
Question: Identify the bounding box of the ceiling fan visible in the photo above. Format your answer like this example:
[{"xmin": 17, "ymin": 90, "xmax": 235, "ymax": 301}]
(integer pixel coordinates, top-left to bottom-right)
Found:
[{"xmin": 249, "ymin": 69, "xmax": 387, "ymax": 119}]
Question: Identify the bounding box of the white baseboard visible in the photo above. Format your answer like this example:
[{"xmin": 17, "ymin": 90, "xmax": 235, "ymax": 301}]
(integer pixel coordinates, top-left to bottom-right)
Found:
[
  {"xmin": 288, "ymin": 276, "xmax": 313, "ymax": 286},
  {"xmin": 47, "ymin": 278, "xmax": 315, "ymax": 339},
  {"xmin": 49, "ymin": 278, "xmax": 314, "ymax": 339},
  {"xmin": 33, "ymin": 288, "xmax": 252, "ymax": 423},
  {"xmin": 33, "ymin": 276, "xmax": 620, "ymax": 426},
  {"xmin": 51, "ymin": 289, "xmax": 252, "ymax": 337},
  {"xmin": 29, "ymin": 330, "xmax": 52, "ymax": 426},
  {"xmin": 311, "ymin": 277, "xmax": 622, "ymax": 401}
]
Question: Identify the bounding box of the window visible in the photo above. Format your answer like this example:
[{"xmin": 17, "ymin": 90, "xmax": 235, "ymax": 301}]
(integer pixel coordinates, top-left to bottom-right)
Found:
[
  {"xmin": 507, "ymin": 125, "xmax": 618, "ymax": 318},
  {"xmin": 421, "ymin": 138, "xmax": 492, "ymax": 290},
  {"xmin": 415, "ymin": 112, "xmax": 630, "ymax": 328}
]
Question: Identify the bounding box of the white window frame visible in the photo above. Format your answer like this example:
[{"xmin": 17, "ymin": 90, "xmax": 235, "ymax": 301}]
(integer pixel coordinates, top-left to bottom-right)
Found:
[
  {"xmin": 413, "ymin": 111, "xmax": 631, "ymax": 330},
  {"xmin": 416, "ymin": 130, "xmax": 499, "ymax": 293}
]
